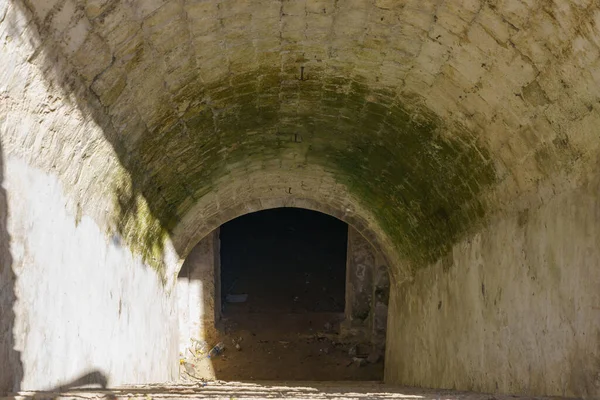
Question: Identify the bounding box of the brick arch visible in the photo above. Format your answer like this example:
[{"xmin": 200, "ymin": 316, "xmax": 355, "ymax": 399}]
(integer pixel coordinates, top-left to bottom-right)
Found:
[
  {"xmin": 174, "ymin": 192, "xmax": 395, "ymax": 358},
  {"xmin": 166, "ymin": 167, "xmax": 409, "ymax": 286}
]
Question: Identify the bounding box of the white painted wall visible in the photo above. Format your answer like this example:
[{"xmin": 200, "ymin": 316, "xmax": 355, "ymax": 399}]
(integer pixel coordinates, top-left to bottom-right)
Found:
[
  {"xmin": 385, "ymin": 181, "xmax": 600, "ymax": 398},
  {"xmin": 3, "ymin": 157, "xmax": 179, "ymax": 390},
  {"xmin": 0, "ymin": 2, "xmax": 181, "ymax": 390}
]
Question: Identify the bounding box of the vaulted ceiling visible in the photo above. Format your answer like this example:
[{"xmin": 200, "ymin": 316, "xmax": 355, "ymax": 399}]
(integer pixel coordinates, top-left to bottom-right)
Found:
[{"xmin": 14, "ymin": 0, "xmax": 600, "ymax": 268}]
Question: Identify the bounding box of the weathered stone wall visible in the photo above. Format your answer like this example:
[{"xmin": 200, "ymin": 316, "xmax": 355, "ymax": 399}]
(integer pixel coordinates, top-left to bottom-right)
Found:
[
  {"xmin": 342, "ymin": 226, "xmax": 391, "ymax": 354},
  {"xmin": 7, "ymin": 0, "xmax": 598, "ymax": 282},
  {"xmin": 343, "ymin": 226, "xmax": 390, "ymax": 349},
  {"xmin": 5, "ymin": 158, "xmax": 179, "ymax": 390},
  {"xmin": 345, "ymin": 227, "xmax": 375, "ymax": 328},
  {"xmin": 372, "ymin": 252, "xmax": 390, "ymax": 349},
  {"xmin": 1, "ymin": 0, "xmax": 600, "ymax": 395},
  {"xmin": 11, "ymin": 0, "xmax": 599, "ymax": 274},
  {"xmin": 0, "ymin": 1, "xmax": 180, "ymax": 391},
  {"xmin": 385, "ymin": 178, "xmax": 600, "ymax": 398},
  {"xmin": 177, "ymin": 229, "xmax": 220, "ymax": 357}
]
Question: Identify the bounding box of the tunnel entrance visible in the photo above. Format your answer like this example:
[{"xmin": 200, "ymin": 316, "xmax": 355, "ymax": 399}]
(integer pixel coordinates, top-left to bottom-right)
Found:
[
  {"xmin": 219, "ymin": 208, "xmax": 347, "ymax": 316},
  {"xmin": 177, "ymin": 207, "xmax": 387, "ymax": 382}
]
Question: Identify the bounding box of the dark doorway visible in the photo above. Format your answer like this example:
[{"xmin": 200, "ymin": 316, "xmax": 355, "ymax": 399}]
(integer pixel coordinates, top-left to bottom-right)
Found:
[
  {"xmin": 209, "ymin": 208, "xmax": 383, "ymax": 380},
  {"xmin": 220, "ymin": 207, "xmax": 348, "ymax": 315}
]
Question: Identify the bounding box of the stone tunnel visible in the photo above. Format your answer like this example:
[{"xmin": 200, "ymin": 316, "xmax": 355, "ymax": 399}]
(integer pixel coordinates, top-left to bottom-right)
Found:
[{"xmin": 0, "ymin": 0, "xmax": 599, "ymax": 398}]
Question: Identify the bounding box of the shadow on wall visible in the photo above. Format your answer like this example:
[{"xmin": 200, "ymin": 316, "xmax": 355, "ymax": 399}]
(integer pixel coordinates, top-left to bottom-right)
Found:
[
  {"xmin": 5, "ymin": 0, "xmax": 180, "ymax": 277},
  {"xmin": 6, "ymin": 0, "xmax": 498, "ymax": 282},
  {"xmin": 0, "ymin": 1, "xmax": 173, "ymax": 286},
  {"xmin": 0, "ymin": 139, "xmax": 23, "ymax": 393},
  {"xmin": 2, "ymin": 2, "xmax": 214, "ymax": 388}
]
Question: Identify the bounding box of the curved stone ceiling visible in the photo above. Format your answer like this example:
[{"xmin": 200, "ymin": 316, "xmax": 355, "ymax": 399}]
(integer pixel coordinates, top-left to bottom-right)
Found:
[{"xmin": 16, "ymin": 0, "xmax": 600, "ymax": 274}]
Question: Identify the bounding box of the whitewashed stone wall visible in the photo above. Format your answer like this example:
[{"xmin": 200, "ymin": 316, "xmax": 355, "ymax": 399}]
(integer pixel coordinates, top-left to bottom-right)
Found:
[{"xmin": 385, "ymin": 178, "xmax": 600, "ymax": 398}]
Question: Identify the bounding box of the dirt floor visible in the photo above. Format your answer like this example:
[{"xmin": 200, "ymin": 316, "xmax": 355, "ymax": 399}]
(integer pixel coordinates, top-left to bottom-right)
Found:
[
  {"xmin": 205, "ymin": 312, "xmax": 383, "ymax": 381},
  {"xmin": 180, "ymin": 310, "xmax": 382, "ymax": 382}
]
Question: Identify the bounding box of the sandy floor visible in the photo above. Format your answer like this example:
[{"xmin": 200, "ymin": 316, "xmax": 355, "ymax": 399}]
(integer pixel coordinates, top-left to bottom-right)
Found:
[
  {"xmin": 196, "ymin": 312, "xmax": 383, "ymax": 381},
  {"xmin": 5, "ymin": 381, "xmax": 571, "ymax": 400}
]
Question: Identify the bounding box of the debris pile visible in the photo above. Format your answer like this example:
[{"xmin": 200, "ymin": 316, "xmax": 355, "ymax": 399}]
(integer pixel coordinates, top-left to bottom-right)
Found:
[{"xmin": 179, "ymin": 339, "xmax": 226, "ymax": 382}]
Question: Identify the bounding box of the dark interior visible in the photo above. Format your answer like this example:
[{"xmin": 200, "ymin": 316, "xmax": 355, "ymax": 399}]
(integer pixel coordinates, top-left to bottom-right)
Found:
[{"xmin": 219, "ymin": 207, "xmax": 348, "ymax": 315}]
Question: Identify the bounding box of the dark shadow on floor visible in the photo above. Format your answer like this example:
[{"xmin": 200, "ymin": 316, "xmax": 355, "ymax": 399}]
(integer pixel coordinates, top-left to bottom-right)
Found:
[
  {"xmin": 210, "ymin": 209, "xmax": 384, "ymax": 381},
  {"xmin": 52, "ymin": 370, "xmax": 110, "ymax": 392}
]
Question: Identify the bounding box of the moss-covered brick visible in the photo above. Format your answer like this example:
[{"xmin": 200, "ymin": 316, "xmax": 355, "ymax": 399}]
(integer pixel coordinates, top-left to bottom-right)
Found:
[{"xmin": 110, "ymin": 69, "xmax": 497, "ymax": 273}]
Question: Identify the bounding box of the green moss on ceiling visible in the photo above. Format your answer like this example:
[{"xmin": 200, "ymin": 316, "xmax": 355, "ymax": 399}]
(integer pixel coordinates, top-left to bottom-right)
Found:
[{"xmin": 110, "ymin": 67, "xmax": 496, "ymax": 271}]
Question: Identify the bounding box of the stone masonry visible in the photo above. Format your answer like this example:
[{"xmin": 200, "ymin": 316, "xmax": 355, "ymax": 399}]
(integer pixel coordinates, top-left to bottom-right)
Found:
[{"xmin": 1, "ymin": 0, "xmax": 599, "ymax": 397}]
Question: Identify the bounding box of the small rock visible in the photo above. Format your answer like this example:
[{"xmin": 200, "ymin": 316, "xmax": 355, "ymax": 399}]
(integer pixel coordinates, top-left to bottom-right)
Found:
[
  {"xmin": 348, "ymin": 345, "xmax": 357, "ymax": 357},
  {"xmin": 353, "ymin": 357, "xmax": 367, "ymax": 367},
  {"xmin": 235, "ymin": 343, "xmax": 242, "ymax": 351}
]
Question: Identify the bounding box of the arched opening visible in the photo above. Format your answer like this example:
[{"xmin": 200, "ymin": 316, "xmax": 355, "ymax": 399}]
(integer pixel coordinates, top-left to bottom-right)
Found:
[{"xmin": 177, "ymin": 207, "xmax": 389, "ymax": 381}]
